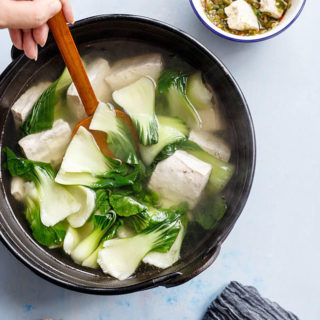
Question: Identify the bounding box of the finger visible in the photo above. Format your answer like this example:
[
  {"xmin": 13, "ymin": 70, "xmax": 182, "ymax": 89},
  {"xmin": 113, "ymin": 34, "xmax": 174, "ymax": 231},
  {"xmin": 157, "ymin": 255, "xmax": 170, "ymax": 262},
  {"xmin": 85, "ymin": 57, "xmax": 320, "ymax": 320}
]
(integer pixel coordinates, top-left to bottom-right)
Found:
[
  {"xmin": 9, "ymin": 29, "xmax": 23, "ymax": 50},
  {"xmin": 32, "ymin": 23, "xmax": 49, "ymax": 47},
  {"xmin": 23, "ymin": 30, "xmax": 38, "ymax": 60},
  {"xmin": 0, "ymin": 0, "xmax": 62, "ymax": 29},
  {"xmin": 60, "ymin": 0, "xmax": 74, "ymax": 24}
]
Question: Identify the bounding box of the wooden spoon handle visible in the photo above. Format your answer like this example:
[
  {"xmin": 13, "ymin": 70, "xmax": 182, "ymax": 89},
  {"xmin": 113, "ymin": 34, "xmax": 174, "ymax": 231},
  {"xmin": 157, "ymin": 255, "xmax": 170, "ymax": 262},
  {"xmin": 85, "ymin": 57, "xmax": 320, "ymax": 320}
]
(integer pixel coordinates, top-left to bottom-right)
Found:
[{"xmin": 48, "ymin": 11, "xmax": 98, "ymax": 115}]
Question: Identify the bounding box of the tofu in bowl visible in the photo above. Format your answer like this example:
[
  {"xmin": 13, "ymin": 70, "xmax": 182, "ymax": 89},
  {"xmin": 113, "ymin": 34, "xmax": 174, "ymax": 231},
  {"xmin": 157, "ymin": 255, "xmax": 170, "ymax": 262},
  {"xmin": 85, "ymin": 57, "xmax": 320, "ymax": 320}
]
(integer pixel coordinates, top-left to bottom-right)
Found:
[{"xmin": 190, "ymin": 0, "xmax": 306, "ymax": 41}]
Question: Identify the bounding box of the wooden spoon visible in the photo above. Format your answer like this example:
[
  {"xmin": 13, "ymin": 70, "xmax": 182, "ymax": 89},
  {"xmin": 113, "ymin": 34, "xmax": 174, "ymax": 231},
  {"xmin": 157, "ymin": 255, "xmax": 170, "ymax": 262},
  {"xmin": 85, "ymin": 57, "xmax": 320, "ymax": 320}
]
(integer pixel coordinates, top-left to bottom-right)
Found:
[
  {"xmin": 48, "ymin": 11, "xmax": 98, "ymax": 116},
  {"xmin": 47, "ymin": 11, "xmax": 138, "ymax": 156}
]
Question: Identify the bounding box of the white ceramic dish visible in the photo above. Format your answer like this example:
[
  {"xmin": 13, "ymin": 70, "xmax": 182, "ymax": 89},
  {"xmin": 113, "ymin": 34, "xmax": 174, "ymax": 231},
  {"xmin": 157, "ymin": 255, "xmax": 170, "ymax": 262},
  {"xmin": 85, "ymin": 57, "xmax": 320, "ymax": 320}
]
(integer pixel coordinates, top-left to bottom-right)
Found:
[{"xmin": 190, "ymin": 0, "xmax": 306, "ymax": 42}]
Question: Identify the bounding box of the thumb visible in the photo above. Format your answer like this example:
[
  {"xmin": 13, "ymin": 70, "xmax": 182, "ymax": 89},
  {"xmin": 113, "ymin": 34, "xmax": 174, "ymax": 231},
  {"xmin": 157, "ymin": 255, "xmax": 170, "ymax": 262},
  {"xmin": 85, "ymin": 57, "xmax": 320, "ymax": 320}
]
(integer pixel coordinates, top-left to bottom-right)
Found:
[{"xmin": 0, "ymin": 0, "xmax": 62, "ymax": 29}]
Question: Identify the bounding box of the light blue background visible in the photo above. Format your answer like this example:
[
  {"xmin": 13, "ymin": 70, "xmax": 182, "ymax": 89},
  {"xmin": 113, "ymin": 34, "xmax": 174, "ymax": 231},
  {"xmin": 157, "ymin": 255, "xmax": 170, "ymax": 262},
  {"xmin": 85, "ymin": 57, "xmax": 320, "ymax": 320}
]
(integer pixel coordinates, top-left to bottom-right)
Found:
[{"xmin": 0, "ymin": 1, "xmax": 319, "ymax": 319}]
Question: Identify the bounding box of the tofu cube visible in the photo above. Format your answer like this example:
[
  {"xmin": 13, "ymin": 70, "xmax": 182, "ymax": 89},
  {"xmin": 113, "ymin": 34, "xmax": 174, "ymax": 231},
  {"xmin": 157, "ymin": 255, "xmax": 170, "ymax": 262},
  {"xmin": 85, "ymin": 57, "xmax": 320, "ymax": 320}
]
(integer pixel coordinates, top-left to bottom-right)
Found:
[
  {"xmin": 225, "ymin": 0, "xmax": 259, "ymax": 31},
  {"xmin": 18, "ymin": 119, "xmax": 72, "ymax": 167},
  {"xmin": 11, "ymin": 81, "xmax": 51, "ymax": 127},
  {"xmin": 189, "ymin": 130, "xmax": 231, "ymax": 162},
  {"xmin": 259, "ymin": 0, "xmax": 284, "ymax": 19},
  {"xmin": 198, "ymin": 107, "xmax": 226, "ymax": 132},
  {"xmin": 105, "ymin": 54, "xmax": 163, "ymax": 91},
  {"xmin": 148, "ymin": 150, "xmax": 212, "ymax": 209},
  {"xmin": 67, "ymin": 57, "xmax": 112, "ymax": 122}
]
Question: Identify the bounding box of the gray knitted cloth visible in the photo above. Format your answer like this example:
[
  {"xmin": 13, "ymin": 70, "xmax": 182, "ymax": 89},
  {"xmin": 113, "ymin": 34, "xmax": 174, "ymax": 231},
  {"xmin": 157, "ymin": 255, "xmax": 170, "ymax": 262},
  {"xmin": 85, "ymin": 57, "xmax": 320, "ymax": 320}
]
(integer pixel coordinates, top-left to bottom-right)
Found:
[{"xmin": 203, "ymin": 281, "xmax": 299, "ymax": 320}]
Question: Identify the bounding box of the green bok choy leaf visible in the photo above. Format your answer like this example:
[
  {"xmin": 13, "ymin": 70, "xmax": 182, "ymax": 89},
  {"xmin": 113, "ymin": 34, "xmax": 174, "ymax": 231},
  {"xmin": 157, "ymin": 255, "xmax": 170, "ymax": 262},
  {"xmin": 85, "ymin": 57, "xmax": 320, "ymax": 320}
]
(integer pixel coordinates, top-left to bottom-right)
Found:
[
  {"xmin": 71, "ymin": 211, "xmax": 117, "ymax": 264},
  {"xmin": 139, "ymin": 116, "xmax": 188, "ymax": 166},
  {"xmin": 89, "ymin": 102, "xmax": 138, "ymax": 164},
  {"xmin": 55, "ymin": 126, "xmax": 145, "ymax": 189},
  {"xmin": 25, "ymin": 196, "xmax": 67, "ymax": 247},
  {"xmin": 158, "ymin": 71, "xmax": 201, "ymax": 129},
  {"xmin": 21, "ymin": 67, "xmax": 72, "ymax": 136},
  {"xmin": 112, "ymin": 76, "xmax": 158, "ymax": 146},
  {"xmin": 97, "ymin": 203, "xmax": 187, "ymax": 280},
  {"xmin": 3, "ymin": 147, "xmax": 80, "ymax": 227}
]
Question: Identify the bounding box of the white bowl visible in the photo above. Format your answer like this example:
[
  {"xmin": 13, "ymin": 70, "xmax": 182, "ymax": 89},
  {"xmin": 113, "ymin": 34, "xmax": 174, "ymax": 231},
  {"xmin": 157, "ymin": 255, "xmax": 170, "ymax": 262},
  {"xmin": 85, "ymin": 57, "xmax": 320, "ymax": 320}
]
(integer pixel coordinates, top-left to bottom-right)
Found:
[{"xmin": 189, "ymin": 0, "xmax": 306, "ymax": 42}]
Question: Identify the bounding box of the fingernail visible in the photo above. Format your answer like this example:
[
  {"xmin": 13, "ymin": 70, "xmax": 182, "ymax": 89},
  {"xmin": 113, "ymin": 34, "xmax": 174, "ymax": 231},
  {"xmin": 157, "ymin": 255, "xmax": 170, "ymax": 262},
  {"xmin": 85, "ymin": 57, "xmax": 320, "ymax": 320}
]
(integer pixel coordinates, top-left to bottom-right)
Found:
[
  {"xmin": 34, "ymin": 46, "xmax": 38, "ymax": 61},
  {"xmin": 40, "ymin": 34, "xmax": 48, "ymax": 48},
  {"xmin": 70, "ymin": 14, "xmax": 75, "ymax": 24}
]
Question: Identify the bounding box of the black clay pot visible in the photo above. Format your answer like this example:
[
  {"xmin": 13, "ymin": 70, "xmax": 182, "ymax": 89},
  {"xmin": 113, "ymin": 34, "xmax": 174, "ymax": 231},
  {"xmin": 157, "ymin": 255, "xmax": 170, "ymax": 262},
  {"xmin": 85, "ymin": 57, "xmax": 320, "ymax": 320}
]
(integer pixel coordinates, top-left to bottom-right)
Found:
[{"xmin": 0, "ymin": 15, "xmax": 255, "ymax": 294}]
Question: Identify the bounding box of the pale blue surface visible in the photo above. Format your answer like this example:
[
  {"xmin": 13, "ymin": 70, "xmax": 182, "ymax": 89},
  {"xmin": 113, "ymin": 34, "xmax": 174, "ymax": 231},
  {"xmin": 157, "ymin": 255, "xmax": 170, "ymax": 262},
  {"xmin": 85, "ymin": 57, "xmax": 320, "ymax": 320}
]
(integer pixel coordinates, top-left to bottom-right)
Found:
[{"xmin": 0, "ymin": 1, "xmax": 319, "ymax": 319}]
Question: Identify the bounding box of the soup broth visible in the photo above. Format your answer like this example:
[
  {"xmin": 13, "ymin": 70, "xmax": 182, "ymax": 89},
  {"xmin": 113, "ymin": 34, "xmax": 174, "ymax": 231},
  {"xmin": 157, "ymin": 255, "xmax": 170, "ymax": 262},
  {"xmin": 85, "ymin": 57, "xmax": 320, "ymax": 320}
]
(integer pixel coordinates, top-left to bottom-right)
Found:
[{"xmin": 4, "ymin": 40, "xmax": 235, "ymax": 280}]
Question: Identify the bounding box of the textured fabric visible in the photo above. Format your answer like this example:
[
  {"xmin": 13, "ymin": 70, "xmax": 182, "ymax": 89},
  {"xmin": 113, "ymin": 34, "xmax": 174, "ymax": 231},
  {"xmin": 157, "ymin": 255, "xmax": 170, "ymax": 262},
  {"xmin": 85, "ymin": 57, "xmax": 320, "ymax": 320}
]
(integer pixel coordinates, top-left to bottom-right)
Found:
[{"xmin": 203, "ymin": 282, "xmax": 299, "ymax": 320}]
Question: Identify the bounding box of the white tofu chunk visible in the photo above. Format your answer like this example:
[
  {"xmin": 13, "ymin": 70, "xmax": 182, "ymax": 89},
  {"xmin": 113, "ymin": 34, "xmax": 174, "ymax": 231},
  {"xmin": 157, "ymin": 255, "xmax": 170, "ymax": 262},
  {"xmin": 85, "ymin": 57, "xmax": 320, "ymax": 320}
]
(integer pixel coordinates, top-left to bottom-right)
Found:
[
  {"xmin": 198, "ymin": 107, "xmax": 226, "ymax": 132},
  {"xmin": 189, "ymin": 130, "xmax": 231, "ymax": 162},
  {"xmin": 148, "ymin": 150, "xmax": 212, "ymax": 209},
  {"xmin": 18, "ymin": 119, "xmax": 72, "ymax": 167},
  {"xmin": 225, "ymin": 0, "xmax": 259, "ymax": 31},
  {"xmin": 105, "ymin": 54, "xmax": 163, "ymax": 91},
  {"xmin": 67, "ymin": 57, "xmax": 112, "ymax": 122},
  {"xmin": 259, "ymin": 0, "xmax": 284, "ymax": 19},
  {"xmin": 11, "ymin": 81, "xmax": 51, "ymax": 127}
]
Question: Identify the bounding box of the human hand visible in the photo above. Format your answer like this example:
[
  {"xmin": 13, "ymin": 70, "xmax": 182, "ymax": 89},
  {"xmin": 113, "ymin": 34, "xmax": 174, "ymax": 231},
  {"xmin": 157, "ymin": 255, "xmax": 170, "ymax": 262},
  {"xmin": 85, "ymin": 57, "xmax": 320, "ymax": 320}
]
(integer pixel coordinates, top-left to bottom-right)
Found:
[{"xmin": 0, "ymin": 0, "xmax": 74, "ymax": 60}]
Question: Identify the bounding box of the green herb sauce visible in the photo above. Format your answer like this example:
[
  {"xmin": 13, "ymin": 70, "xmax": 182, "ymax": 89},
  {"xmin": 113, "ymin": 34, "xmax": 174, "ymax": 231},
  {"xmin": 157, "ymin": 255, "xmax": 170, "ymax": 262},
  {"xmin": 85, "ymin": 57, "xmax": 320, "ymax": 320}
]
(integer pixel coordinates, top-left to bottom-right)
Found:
[{"xmin": 202, "ymin": 0, "xmax": 291, "ymax": 36}]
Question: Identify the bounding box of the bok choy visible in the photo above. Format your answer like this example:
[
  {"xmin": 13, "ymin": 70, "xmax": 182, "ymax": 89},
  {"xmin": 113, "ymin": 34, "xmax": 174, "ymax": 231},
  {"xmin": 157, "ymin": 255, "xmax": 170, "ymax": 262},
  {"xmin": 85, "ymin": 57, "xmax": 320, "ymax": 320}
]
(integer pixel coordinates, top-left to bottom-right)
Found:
[
  {"xmin": 112, "ymin": 76, "xmax": 158, "ymax": 146},
  {"xmin": 4, "ymin": 147, "xmax": 80, "ymax": 227},
  {"xmin": 66, "ymin": 186, "xmax": 96, "ymax": 228},
  {"xmin": 139, "ymin": 116, "xmax": 189, "ymax": 166},
  {"xmin": 6, "ymin": 54, "xmax": 234, "ymax": 280},
  {"xmin": 25, "ymin": 196, "xmax": 67, "ymax": 247},
  {"xmin": 193, "ymin": 196, "xmax": 227, "ymax": 230},
  {"xmin": 21, "ymin": 68, "xmax": 72, "ymax": 136},
  {"xmin": 63, "ymin": 222, "xmax": 93, "ymax": 255},
  {"xmin": 158, "ymin": 71, "xmax": 201, "ymax": 129},
  {"xmin": 143, "ymin": 215, "xmax": 187, "ymax": 269},
  {"xmin": 187, "ymin": 148, "xmax": 234, "ymax": 194},
  {"xmin": 97, "ymin": 208, "xmax": 184, "ymax": 280},
  {"xmin": 82, "ymin": 219, "xmax": 122, "ymax": 268},
  {"xmin": 71, "ymin": 211, "xmax": 117, "ymax": 264},
  {"xmin": 89, "ymin": 102, "xmax": 138, "ymax": 164},
  {"xmin": 186, "ymin": 72, "xmax": 214, "ymax": 110},
  {"xmin": 55, "ymin": 126, "xmax": 120, "ymax": 186},
  {"xmin": 55, "ymin": 126, "xmax": 144, "ymax": 189},
  {"xmin": 109, "ymin": 193, "xmax": 150, "ymax": 232}
]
